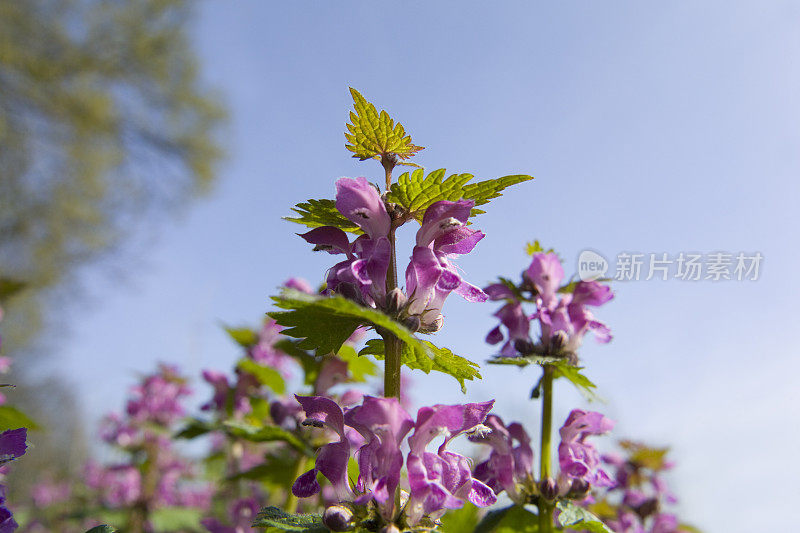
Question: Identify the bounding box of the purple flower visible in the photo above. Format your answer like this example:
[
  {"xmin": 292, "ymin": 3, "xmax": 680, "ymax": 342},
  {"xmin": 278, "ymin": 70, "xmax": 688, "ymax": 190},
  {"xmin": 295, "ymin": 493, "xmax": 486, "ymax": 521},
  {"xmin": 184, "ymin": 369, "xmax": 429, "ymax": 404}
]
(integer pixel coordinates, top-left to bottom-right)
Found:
[
  {"xmin": 300, "ymin": 181, "xmax": 392, "ymax": 306},
  {"xmin": 405, "ymin": 401, "xmax": 497, "ymax": 525},
  {"xmin": 126, "ymin": 364, "xmax": 191, "ymax": 426},
  {"xmin": 526, "ymin": 252, "xmax": 565, "ymax": 308},
  {"xmin": 291, "ymin": 395, "xmax": 354, "ymax": 501},
  {"xmin": 344, "ymin": 396, "xmax": 414, "ymax": 518},
  {"xmin": 469, "ymin": 415, "xmax": 534, "ymax": 503},
  {"xmin": 0, "ymin": 428, "xmax": 27, "ymax": 465},
  {"xmin": 557, "ymin": 409, "xmax": 614, "ymax": 491},
  {"xmin": 250, "ymin": 319, "xmax": 294, "ymax": 377},
  {"xmin": 335, "ymin": 177, "xmax": 391, "ymax": 239},
  {"xmin": 405, "ymin": 200, "xmax": 487, "ymax": 332}
]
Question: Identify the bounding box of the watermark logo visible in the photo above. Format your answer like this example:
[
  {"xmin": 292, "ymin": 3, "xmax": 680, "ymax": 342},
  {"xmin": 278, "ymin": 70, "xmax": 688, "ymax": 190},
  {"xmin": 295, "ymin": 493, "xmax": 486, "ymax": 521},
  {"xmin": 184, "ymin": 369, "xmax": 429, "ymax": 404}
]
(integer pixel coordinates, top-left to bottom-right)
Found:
[
  {"xmin": 576, "ymin": 250, "xmax": 763, "ymax": 281},
  {"xmin": 577, "ymin": 250, "xmax": 609, "ymax": 281}
]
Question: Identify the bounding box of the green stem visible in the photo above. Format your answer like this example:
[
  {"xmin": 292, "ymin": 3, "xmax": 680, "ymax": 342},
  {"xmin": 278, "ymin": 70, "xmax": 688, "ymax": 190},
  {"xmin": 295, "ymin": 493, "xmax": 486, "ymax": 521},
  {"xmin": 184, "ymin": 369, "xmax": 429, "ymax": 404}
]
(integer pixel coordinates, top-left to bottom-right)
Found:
[
  {"xmin": 539, "ymin": 365, "xmax": 555, "ymax": 533},
  {"xmin": 382, "ymin": 156, "xmax": 402, "ymax": 400}
]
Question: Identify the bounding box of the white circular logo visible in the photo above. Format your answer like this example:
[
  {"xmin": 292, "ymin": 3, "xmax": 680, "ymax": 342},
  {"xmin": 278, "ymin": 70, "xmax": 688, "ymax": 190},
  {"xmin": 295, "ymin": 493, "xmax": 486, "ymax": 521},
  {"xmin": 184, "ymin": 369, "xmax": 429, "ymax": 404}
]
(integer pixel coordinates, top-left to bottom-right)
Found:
[{"xmin": 577, "ymin": 250, "xmax": 608, "ymax": 281}]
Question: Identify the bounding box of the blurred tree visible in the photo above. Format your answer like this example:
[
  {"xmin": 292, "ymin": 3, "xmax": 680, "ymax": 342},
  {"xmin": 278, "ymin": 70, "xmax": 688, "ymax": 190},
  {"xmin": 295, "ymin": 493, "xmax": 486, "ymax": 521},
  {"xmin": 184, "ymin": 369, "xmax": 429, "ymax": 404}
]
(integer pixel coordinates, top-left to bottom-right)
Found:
[{"xmin": 0, "ymin": 0, "xmax": 225, "ymax": 495}]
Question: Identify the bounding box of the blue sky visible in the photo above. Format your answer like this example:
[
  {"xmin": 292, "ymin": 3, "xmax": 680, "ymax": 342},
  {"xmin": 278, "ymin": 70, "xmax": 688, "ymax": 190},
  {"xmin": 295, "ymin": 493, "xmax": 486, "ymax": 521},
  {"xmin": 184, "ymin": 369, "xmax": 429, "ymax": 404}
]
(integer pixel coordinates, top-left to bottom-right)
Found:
[{"xmin": 57, "ymin": 2, "xmax": 799, "ymax": 531}]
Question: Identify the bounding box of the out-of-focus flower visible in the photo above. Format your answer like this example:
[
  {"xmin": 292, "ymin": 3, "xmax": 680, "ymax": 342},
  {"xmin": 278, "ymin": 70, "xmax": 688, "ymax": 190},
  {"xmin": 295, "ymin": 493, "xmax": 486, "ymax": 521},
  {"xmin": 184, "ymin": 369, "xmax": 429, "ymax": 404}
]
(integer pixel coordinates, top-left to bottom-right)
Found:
[{"xmin": 557, "ymin": 409, "xmax": 615, "ymax": 491}]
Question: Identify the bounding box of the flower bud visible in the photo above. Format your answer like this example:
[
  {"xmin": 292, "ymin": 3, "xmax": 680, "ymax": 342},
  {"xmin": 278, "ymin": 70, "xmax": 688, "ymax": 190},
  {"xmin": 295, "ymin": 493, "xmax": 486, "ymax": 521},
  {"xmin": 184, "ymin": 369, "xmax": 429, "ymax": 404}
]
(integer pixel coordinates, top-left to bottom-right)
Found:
[
  {"xmin": 539, "ymin": 477, "xmax": 558, "ymax": 501},
  {"xmin": 566, "ymin": 478, "xmax": 591, "ymax": 500},
  {"xmin": 418, "ymin": 314, "xmax": 443, "ymax": 333},
  {"xmin": 385, "ymin": 288, "xmax": 407, "ymax": 314},
  {"xmin": 322, "ymin": 505, "xmax": 353, "ymax": 532},
  {"xmin": 513, "ymin": 338, "xmax": 535, "ymax": 355},
  {"xmin": 402, "ymin": 315, "xmax": 421, "ymax": 333}
]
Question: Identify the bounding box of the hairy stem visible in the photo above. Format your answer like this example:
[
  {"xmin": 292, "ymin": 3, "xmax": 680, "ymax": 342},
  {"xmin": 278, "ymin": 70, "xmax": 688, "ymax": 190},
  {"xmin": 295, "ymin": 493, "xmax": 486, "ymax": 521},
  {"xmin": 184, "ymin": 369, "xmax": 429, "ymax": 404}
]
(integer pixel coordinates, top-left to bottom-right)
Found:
[
  {"xmin": 539, "ymin": 365, "xmax": 555, "ymax": 533},
  {"xmin": 382, "ymin": 154, "xmax": 402, "ymax": 399}
]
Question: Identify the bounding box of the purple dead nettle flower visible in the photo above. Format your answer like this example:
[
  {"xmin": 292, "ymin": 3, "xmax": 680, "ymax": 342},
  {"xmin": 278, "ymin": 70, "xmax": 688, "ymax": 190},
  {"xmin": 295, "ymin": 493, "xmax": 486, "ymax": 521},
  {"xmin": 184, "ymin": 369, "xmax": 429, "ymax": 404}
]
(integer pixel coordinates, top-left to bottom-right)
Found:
[
  {"xmin": 404, "ymin": 401, "xmax": 497, "ymax": 525},
  {"xmin": 301, "ymin": 177, "xmax": 391, "ymax": 306},
  {"xmin": 250, "ymin": 318, "xmax": 294, "ymax": 377},
  {"xmin": 557, "ymin": 409, "xmax": 615, "ymax": 495},
  {"xmin": 291, "ymin": 396, "xmax": 498, "ymax": 525},
  {"xmin": 126, "ymin": 364, "xmax": 191, "ymax": 426},
  {"xmin": 291, "ymin": 395, "xmax": 354, "ymax": 502},
  {"xmin": 485, "ymin": 251, "xmax": 613, "ymax": 358},
  {"xmin": 405, "ymin": 200, "xmax": 488, "ymax": 332},
  {"xmin": 469, "ymin": 414, "xmax": 534, "ymax": 504}
]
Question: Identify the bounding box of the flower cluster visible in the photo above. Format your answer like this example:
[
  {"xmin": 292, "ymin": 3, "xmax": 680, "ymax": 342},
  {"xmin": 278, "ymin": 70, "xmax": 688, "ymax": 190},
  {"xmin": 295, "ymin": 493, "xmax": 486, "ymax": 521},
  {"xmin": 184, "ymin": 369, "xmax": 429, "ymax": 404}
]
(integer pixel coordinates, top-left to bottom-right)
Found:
[
  {"xmin": 470, "ymin": 408, "xmax": 613, "ymax": 505},
  {"xmin": 485, "ymin": 251, "xmax": 613, "ymax": 360},
  {"xmin": 587, "ymin": 442, "xmax": 684, "ymax": 533},
  {"xmin": 291, "ymin": 394, "xmax": 497, "ymax": 529},
  {"xmin": 300, "ymin": 177, "xmax": 487, "ymax": 333},
  {"xmin": 85, "ymin": 365, "xmax": 212, "ymax": 520}
]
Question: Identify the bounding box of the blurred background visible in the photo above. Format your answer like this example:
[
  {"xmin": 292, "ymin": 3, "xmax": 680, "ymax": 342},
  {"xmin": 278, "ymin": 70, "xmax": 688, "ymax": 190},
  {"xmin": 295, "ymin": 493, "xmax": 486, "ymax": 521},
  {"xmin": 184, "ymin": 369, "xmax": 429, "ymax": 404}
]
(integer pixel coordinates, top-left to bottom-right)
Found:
[{"xmin": 2, "ymin": 1, "xmax": 798, "ymax": 531}]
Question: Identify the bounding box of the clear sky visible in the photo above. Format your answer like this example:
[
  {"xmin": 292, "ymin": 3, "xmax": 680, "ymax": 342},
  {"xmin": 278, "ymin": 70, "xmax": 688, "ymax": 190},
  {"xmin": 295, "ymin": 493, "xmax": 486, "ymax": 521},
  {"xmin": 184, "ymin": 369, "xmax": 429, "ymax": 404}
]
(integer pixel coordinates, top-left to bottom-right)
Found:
[{"xmin": 57, "ymin": 2, "xmax": 800, "ymax": 531}]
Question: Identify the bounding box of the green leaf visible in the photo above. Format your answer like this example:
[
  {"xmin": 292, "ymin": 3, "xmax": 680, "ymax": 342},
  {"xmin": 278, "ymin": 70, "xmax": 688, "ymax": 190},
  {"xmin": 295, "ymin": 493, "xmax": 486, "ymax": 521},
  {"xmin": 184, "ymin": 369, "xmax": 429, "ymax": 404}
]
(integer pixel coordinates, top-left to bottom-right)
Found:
[
  {"xmin": 0, "ymin": 405, "xmax": 39, "ymax": 431},
  {"xmin": 0, "ymin": 278, "xmax": 26, "ymax": 301},
  {"xmin": 272, "ymin": 290, "xmax": 480, "ymax": 391},
  {"xmin": 150, "ymin": 507, "xmax": 204, "ymax": 531},
  {"xmin": 84, "ymin": 527, "xmax": 117, "ymax": 533},
  {"xmin": 345, "ymin": 87, "xmax": 423, "ymax": 161},
  {"xmin": 359, "ymin": 338, "xmax": 481, "ymax": 393},
  {"xmin": 174, "ymin": 418, "xmax": 214, "ymax": 440},
  {"xmin": 336, "ymin": 345, "xmax": 378, "ymax": 382},
  {"xmin": 222, "ymin": 420, "xmax": 311, "ymax": 455},
  {"xmin": 237, "ymin": 358, "xmax": 287, "ymax": 394},
  {"xmin": 284, "ymin": 198, "xmax": 362, "ymax": 233},
  {"xmin": 488, "ymin": 354, "xmax": 563, "ymax": 367},
  {"xmin": 386, "ymin": 168, "xmax": 533, "ymax": 221},
  {"xmin": 552, "ymin": 362, "xmax": 601, "ymax": 402},
  {"xmin": 227, "ymin": 459, "xmax": 300, "ymax": 485},
  {"xmin": 555, "ymin": 501, "xmax": 614, "ymax": 533},
  {"xmin": 252, "ymin": 506, "xmax": 327, "ymax": 532},
  {"xmin": 224, "ymin": 325, "xmax": 259, "ymax": 347}
]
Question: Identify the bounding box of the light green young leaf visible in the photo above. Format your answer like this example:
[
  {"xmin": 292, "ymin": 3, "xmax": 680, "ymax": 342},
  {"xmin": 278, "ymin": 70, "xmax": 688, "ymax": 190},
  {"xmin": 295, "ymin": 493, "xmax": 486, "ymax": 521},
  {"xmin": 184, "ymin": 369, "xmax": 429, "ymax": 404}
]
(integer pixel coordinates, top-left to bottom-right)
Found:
[
  {"xmin": 345, "ymin": 87, "xmax": 423, "ymax": 161},
  {"xmin": 252, "ymin": 506, "xmax": 327, "ymax": 532},
  {"xmin": 386, "ymin": 168, "xmax": 533, "ymax": 221},
  {"xmin": 360, "ymin": 338, "xmax": 481, "ymax": 393},
  {"xmin": 556, "ymin": 501, "xmax": 614, "ymax": 533},
  {"xmin": 237, "ymin": 358, "xmax": 287, "ymax": 394},
  {"xmin": 284, "ymin": 198, "xmax": 362, "ymax": 233}
]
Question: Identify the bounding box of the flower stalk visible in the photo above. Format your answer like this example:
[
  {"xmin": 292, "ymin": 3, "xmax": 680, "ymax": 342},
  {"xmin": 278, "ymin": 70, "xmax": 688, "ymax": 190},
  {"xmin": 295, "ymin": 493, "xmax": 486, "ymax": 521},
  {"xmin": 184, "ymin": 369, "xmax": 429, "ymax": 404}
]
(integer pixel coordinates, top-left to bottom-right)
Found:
[
  {"xmin": 382, "ymin": 156, "xmax": 403, "ymax": 400},
  {"xmin": 539, "ymin": 364, "xmax": 555, "ymax": 533}
]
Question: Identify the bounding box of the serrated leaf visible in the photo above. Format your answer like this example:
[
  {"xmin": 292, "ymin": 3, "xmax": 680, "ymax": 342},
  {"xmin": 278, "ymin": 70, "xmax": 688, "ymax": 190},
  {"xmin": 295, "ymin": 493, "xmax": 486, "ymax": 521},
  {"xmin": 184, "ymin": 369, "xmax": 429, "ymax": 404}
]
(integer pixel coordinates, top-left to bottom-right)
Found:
[
  {"xmin": 555, "ymin": 501, "xmax": 614, "ymax": 533},
  {"xmin": 237, "ymin": 358, "xmax": 287, "ymax": 394},
  {"xmin": 271, "ymin": 290, "xmax": 480, "ymax": 391},
  {"xmin": 360, "ymin": 338, "xmax": 481, "ymax": 393},
  {"xmin": 386, "ymin": 169, "xmax": 533, "ymax": 221},
  {"xmin": 0, "ymin": 405, "xmax": 39, "ymax": 431},
  {"xmin": 223, "ymin": 420, "xmax": 312, "ymax": 455},
  {"xmin": 224, "ymin": 325, "xmax": 259, "ymax": 347},
  {"xmin": 552, "ymin": 362, "xmax": 601, "ymax": 402},
  {"xmin": 284, "ymin": 198, "xmax": 362, "ymax": 233},
  {"xmin": 0, "ymin": 278, "xmax": 26, "ymax": 301},
  {"xmin": 252, "ymin": 506, "xmax": 327, "ymax": 532},
  {"xmin": 345, "ymin": 88, "xmax": 423, "ymax": 161}
]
